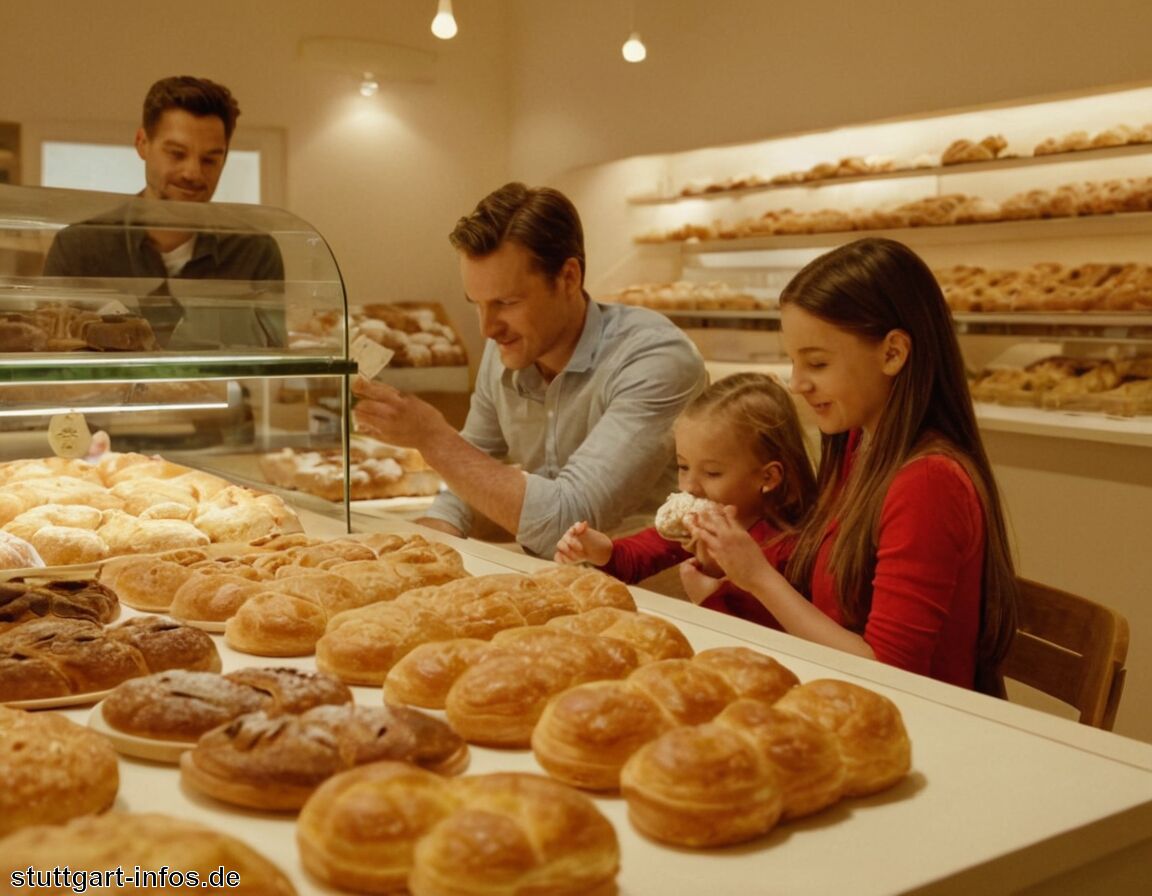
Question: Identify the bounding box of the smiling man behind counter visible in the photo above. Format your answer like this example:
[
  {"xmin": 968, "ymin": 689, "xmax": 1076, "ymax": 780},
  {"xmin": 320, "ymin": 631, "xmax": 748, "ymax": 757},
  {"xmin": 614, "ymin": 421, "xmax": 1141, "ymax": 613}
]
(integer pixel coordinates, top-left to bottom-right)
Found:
[{"xmin": 353, "ymin": 181, "xmax": 707, "ymax": 557}]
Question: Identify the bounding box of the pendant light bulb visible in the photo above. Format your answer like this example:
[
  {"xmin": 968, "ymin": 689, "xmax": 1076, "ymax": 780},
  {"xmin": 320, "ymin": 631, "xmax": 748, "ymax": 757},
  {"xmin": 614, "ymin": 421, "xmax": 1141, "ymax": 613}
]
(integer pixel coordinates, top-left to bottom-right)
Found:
[
  {"xmin": 431, "ymin": 0, "xmax": 458, "ymax": 40},
  {"xmin": 359, "ymin": 73, "xmax": 380, "ymax": 97},
  {"xmin": 622, "ymin": 32, "xmax": 647, "ymax": 63}
]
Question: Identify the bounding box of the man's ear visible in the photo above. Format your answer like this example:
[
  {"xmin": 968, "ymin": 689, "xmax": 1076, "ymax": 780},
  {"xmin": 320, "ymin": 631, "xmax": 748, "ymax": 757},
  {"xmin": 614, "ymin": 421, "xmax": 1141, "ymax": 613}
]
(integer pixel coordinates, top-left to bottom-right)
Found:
[
  {"xmin": 134, "ymin": 128, "xmax": 148, "ymax": 160},
  {"xmin": 559, "ymin": 256, "xmax": 583, "ymax": 298},
  {"xmin": 881, "ymin": 329, "xmax": 911, "ymax": 376}
]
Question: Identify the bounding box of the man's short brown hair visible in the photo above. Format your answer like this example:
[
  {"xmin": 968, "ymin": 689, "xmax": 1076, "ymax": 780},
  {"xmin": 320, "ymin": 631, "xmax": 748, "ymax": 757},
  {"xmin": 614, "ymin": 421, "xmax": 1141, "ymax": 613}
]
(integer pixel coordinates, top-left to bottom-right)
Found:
[
  {"xmin": 449, "ymin": 182, "xmax": 586, "ymax": 288},
  {"xmin": 142, "ymin": 76, "xmax": 241, "ymax": 142}
]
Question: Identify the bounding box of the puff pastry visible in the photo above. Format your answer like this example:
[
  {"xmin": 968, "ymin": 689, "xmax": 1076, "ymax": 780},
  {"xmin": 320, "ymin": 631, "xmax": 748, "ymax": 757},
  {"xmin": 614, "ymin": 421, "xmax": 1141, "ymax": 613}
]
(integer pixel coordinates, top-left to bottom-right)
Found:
[
  {"xmin": 318, "ymin": 568, "xmax": 643, "ymax": 686},
  {"xmin": 298, "ymin": 763, "xmax": 619, "ymax": 896},
  {"xmin": 618, "ymin": 679, "xmax": 911, "ymax": 847},
  {"xmin": 531, "ymin": 646, "xmax": 796, "ymax": 790}
]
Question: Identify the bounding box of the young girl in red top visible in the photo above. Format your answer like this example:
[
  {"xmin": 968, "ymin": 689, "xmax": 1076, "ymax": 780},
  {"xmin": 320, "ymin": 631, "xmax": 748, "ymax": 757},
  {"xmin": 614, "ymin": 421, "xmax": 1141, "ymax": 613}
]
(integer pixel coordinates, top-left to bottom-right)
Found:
[
  {"xmin": 554, "ymin": 372, "xmax": 816, "ymax": 628},
  {"xmin": 691, "ymin": 238, "xmax": 1017, "ymax": 692}
]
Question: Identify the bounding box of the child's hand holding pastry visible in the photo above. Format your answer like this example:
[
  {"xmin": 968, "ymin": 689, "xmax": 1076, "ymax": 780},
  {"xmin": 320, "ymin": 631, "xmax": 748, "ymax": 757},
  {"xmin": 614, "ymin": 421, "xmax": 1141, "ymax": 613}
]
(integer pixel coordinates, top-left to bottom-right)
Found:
[{"xmin": 688, "ymin": 506, "xmax": 780, "ymax": 596}]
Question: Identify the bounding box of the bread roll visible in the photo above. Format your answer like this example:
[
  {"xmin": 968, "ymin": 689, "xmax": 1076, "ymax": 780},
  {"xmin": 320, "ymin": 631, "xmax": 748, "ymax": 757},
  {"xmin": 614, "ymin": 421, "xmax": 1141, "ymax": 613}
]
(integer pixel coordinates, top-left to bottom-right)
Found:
[
  {"xmin": 298, "ymin": 763, "xmax": 619, "ymax": 896},
  {"xmin": 0, "ymin": 812, "xmax": 296, "ymax": 895},
  {"xmin": 224, "ymin": 590, "xmax": 328, "ymax": 657},
  {"xmin": 0, "ymin": 531, "xmax": 43, "ymax": 570},
  {"xmin": 98, "ymin": 553, "xmax": 200, "ymax": 612},
  {"xmin": 0, "ymin": 705, "xmax": 119, "ymax": 836},
  {"xmin": 180, "ymin": 703, "xmax": 469, "ymax": 811}
]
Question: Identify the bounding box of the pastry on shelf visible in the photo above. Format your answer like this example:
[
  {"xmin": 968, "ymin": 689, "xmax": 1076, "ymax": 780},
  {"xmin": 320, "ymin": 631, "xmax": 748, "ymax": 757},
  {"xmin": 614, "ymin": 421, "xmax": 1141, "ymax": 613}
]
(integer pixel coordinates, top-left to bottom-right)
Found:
[
  {"xmin": 0, "ymin": 452, "xmax": 303, "ymax": 563},
  {"xmin": 941, "ymin": 134, "xmax": 1009, "ymax": 165},
  {"xmin": 259, "ymin": 434, "xmax": 443, "ymax": 502}
]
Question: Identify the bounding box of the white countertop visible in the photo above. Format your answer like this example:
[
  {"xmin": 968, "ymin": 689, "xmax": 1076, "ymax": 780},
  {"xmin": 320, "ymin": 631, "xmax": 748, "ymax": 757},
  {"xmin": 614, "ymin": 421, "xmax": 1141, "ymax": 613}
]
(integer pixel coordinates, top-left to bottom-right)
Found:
[{"xmin": 38, "ymin": 512, "xmax": 1152, "ymax": 896}]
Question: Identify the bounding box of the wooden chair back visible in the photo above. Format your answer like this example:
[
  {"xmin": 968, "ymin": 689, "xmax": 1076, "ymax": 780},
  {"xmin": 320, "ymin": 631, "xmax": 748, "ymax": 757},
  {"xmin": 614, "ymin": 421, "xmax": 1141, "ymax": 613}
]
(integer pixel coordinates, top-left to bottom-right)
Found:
[{"xmin": 999, "ymin": 577, "xmax": 1129, "ymax": 730}]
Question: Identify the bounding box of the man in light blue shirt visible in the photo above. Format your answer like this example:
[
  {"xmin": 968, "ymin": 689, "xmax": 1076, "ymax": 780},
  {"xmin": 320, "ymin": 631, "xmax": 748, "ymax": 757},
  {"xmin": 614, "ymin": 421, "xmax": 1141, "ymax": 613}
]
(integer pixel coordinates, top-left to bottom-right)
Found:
[{"xmin": 353, "ymin": 182, "xmax": 706, "ymax": 556}]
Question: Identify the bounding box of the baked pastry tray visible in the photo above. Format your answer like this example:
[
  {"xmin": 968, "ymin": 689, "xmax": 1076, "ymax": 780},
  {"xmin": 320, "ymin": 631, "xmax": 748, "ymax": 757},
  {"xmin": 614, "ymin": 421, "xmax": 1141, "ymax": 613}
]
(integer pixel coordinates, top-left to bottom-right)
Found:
[{"xmin": 87, "ymin": 699, "xmax": 193, "ymax": 763}]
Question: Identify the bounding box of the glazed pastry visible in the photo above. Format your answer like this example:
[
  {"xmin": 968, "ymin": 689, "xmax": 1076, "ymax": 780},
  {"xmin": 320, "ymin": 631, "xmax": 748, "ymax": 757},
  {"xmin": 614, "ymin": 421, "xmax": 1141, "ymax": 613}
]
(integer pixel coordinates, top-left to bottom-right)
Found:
[
  {"xmin": 224, "ymin": 590, "xmax": 329, "ymax": 657},
  {"xmin": 774, "ymin": 679, "xmax": 912, "ymax": 797},
  {"xmin": 531, "ymin": 647, "xmax": 795, "ymax": 790},
  {"xmin": 0, "ymin": 706, "xmax": 119, "ymax": 836},
  {"xmin": 621, "ymin": 719, "xmax": 784, "ymax": 847},
  {"xmin": 619, "ymin": 680, "xmax": 910, "ymax": 847},
  {"xmin": 0, "ymin": 812, "xmax": 296, "ymax": 895},
  {"xmin": 297, "ymin": 763, "xmax": 619, "ymax": 896},
  {"xmin": 180, "ymin": 702, "xmax": 469, "ymax": 811},
  {"xmin": 318, "ymin": 571, "xmax": 648, "ymax": 686},
  {"xmin": 383, "ymin": 637, "xmax": 501, "ymax": 709},
  {"xmin": 0, "ymin": 531, "xmax": 43, "ymax": 570}
]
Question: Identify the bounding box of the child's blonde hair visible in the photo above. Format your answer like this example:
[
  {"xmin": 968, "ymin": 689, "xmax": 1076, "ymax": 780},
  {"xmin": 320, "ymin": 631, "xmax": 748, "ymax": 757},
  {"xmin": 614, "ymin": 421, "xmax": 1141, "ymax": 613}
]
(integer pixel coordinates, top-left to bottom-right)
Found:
[{"xmin": 680, "ymin": 372, "xmax": 816, "ymax": 529}]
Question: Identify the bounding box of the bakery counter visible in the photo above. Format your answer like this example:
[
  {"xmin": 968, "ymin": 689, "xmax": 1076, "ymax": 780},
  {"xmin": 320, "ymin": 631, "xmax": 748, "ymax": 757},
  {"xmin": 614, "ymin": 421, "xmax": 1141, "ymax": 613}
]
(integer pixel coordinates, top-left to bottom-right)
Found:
[{"xmin": 32, "ymin": 512, "xmax": 1150, "ymax": 896}]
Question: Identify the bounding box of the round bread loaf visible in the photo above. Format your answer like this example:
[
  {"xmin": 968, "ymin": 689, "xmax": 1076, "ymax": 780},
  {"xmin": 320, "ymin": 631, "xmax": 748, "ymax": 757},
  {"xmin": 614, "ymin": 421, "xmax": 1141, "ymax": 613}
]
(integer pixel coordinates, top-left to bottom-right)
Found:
[{"xmin": 0, "ymin": 705, "xmax": 119, "ymax": 836}]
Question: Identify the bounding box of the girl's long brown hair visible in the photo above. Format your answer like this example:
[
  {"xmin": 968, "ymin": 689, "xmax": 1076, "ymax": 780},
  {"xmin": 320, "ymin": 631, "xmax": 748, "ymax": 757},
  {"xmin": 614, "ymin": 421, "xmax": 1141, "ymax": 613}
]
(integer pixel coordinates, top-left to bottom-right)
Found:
[
  {"xmin": 682, "ymin": 372, "xmax": 817, "ymax": 531},
  {"xmin": 781, "ymin": 238, "xmax": 1017, "ymax": 692}
]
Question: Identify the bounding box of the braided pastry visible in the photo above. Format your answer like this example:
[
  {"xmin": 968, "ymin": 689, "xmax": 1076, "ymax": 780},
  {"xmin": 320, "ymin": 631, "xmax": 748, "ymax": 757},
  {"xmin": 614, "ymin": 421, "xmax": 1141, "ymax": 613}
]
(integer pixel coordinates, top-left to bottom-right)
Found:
[
  {"xmin": 620, "ymin": 679, "xmax": 911, "ymax": 847},
  {"xmin": 317, "ymin": 568, "xmax": 639, "ymax": 686},
  {"xmin": 532, "ymin": 646, "xmax": 797, "ymax": 790},
  {"xmin": 297, "ymin": 762, "xmax": 619, "ymax": 896}
]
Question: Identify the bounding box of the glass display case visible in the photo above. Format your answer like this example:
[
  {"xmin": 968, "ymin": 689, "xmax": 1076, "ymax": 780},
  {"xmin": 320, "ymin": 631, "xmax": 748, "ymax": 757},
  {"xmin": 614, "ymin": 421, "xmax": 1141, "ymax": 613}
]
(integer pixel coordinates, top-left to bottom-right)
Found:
[{"xmin": 0, "ymin": 182, "xmax": 357, "ymax": 526}]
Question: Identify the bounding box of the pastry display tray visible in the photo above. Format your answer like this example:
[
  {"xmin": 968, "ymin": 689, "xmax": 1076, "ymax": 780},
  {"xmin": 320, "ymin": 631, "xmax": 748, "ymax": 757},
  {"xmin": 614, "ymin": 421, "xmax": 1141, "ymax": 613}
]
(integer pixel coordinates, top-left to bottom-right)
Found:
[{"xmin": 39, "ymin": 512, "xmax": 1152, "ymax": 896}]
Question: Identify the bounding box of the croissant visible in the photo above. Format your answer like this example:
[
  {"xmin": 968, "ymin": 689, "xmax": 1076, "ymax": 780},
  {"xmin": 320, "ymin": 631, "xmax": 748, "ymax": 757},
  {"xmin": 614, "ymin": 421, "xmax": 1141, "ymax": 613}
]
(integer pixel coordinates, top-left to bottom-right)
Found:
[
  {"xmin": 532, "ymin": 646, "xmax": 798, "ymax": 790},
  {"xmin": 298, "ymin": 763, "xmax": 619, "ymax": 896},
  {"xmin": 180, "ymin": 702, "xmax": 469, "ymax": 811},
  {"xmin": 620, "ymin": 680, "xmax": 911, "ymax": 848}
]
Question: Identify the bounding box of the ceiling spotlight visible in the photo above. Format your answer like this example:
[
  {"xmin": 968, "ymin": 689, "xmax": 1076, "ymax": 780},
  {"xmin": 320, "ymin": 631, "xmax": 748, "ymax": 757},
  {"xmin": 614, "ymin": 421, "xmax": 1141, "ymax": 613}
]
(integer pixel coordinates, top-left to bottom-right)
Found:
[
  {"xmin": 622, "ymin": 32, "xmax": 647, "ymax": 63},
  {"xmin": 431, "ymin": 0, "xmax": 458, "ymax": 40},
  {"xmin": 359, "ymin": 73, "xmax": 380, "ymax": 96}
]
